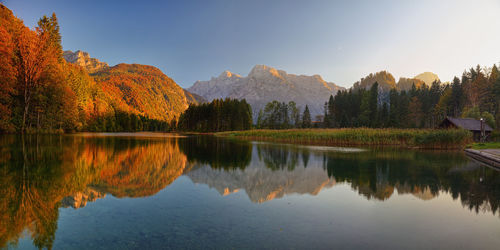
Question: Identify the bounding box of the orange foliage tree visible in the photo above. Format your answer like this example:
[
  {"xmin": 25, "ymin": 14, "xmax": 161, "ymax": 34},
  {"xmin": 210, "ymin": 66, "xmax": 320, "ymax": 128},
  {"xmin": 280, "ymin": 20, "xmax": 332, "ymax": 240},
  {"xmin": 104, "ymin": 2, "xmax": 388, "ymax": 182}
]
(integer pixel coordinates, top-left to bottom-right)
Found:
[{"xmin": 16, "ymin": 26, "xmax": 57, "ymax": 131}]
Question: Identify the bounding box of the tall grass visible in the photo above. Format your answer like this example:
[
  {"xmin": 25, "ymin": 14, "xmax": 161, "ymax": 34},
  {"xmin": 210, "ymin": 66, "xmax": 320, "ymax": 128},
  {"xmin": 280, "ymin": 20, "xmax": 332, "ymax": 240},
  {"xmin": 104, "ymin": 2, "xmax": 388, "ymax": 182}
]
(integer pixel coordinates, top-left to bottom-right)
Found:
[{"xmin": 216, "ymin": 128, "xmax": 472, "ymax": 149}]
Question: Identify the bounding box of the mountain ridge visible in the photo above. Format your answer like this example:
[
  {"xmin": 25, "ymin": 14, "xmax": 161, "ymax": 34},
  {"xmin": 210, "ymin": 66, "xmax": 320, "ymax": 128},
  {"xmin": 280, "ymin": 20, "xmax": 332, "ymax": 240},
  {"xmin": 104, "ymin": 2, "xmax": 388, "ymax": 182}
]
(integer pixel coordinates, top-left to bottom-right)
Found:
[
  {"xmin": 188, "ymin": 65, "xmax": 345, "ymax": 118},
  {"xmin": 64, "ymin": 50, "xmax": 190, "ymax": 121}
]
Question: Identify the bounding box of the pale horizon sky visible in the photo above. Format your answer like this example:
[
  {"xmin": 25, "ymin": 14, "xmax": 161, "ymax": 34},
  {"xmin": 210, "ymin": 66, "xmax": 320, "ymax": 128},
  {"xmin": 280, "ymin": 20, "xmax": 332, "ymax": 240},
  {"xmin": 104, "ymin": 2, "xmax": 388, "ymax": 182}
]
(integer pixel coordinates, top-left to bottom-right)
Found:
[{"xmin": 4, "ymin": 0, "xmax": 500, "ymax": 88}]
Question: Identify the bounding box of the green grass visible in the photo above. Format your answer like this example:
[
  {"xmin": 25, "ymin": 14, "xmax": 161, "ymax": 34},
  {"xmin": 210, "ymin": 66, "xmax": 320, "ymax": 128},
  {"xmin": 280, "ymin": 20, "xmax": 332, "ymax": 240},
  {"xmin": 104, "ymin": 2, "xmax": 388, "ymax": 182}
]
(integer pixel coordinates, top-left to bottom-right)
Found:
[
  {"xmin": 216, "ymin": 128, "xmax": 473, "ymax": 149},
  {"xmin": 467, "ymin": 142, "xmax": 500, "ymax": 149}
]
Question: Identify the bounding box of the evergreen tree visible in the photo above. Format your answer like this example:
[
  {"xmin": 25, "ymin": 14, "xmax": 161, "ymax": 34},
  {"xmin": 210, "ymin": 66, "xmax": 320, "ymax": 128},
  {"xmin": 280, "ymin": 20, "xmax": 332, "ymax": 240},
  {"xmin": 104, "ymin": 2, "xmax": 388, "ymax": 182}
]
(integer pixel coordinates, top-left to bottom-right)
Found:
[
  {"xmin": 302, "ymin": 105, "xmax": 312, "ymax": 128},
  {"xmin": 368, "ymin": 82, "xmax": 379, "ymax": 127}
]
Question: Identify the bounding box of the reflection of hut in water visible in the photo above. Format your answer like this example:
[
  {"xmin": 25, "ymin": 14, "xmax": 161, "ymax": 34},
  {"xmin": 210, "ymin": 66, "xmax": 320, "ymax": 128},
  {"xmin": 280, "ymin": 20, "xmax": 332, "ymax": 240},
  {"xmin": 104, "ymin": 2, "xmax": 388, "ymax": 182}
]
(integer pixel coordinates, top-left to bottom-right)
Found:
[{"xmin": 438, "ymin": 117, "xmax": 493, "ymax": 141}]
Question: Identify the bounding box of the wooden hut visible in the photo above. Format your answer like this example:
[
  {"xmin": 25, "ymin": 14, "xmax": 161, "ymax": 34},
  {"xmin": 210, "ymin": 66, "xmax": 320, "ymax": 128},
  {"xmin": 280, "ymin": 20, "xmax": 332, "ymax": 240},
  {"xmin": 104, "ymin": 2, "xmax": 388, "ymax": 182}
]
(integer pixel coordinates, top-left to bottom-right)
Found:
[{"xmin": 439, "ymin": 117, "xmax": 493, "ymax": 141}]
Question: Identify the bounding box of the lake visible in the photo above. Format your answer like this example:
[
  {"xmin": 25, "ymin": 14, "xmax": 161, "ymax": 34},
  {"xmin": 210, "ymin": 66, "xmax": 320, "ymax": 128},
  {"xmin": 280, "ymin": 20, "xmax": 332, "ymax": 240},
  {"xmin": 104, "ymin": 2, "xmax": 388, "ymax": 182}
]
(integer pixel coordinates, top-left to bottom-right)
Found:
[{"xmin": 1, "ymin": 133, "xmax": 499, "ymax": 249}]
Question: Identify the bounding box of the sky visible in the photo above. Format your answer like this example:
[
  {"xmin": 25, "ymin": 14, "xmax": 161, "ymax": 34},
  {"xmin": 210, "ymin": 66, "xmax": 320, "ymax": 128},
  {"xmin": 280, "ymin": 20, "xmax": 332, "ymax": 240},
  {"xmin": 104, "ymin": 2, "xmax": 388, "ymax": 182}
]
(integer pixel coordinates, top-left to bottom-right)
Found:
[{"xmin": 4, "ymin": 0, "xmax": 500, "ymax": 88}]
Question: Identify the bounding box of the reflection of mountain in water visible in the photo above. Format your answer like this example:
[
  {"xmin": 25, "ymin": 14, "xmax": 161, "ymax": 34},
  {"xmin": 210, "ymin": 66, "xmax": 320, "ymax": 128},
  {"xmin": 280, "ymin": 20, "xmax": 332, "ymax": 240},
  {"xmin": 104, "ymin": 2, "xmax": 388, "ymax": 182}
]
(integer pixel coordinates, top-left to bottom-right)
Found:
[
  {"xmin": 182, "ymin": 140, "xmax": 336, "ymax": 203},
  {"xmin": 187, "ymin": 163, "xmax": 335, "ymax": 203},
  {"xmin": 61, "ymin": 188, "xmax": 106, "ymax": 209}
]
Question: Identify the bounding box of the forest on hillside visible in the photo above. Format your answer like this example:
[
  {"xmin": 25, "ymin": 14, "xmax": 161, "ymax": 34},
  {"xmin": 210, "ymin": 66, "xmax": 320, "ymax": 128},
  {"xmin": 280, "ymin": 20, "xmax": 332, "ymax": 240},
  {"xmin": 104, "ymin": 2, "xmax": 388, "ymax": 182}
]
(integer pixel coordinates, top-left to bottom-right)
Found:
[
  {"xmin": 0, "ymin": 5, "xmax": 169, "ymax": 133},
  {"xmin": 2, "ymin": 4, "xmax": 499, "ymax": 134}
]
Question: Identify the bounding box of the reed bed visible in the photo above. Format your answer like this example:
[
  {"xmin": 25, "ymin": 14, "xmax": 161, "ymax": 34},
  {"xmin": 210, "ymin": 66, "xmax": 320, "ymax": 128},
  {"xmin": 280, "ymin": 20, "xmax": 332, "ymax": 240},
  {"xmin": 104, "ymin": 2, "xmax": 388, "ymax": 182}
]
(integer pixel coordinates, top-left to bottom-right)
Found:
[{"xmin": 216, "ymin": 128, "xmax": 472, "ymax": 149}]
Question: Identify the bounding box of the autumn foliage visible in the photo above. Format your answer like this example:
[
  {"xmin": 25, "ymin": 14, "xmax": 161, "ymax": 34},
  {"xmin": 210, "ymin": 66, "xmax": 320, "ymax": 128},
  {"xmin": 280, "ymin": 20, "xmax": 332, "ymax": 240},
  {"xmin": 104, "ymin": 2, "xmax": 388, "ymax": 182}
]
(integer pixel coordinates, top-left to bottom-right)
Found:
[{"xmin": 0, "ymin": 5, "xmax": 172, "ymax": 133}]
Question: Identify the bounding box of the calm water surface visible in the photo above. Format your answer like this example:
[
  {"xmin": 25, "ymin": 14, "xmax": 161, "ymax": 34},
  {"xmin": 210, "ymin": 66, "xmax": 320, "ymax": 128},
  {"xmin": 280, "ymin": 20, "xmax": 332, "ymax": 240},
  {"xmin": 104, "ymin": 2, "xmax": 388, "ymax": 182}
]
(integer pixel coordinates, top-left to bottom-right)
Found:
[{"xmin": 1, "ymin": 134, "xmax": 499, "ymax": 249}]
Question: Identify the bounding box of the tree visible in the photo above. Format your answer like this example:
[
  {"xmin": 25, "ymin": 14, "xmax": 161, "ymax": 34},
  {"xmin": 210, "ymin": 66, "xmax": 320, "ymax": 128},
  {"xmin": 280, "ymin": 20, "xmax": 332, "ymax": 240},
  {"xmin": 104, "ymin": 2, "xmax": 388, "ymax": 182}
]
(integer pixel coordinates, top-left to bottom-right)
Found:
[
  {"xmin": 302, "ymin": 105, "xmax": 312, "ymax": 128},
  {"xmin": 0, "ymin": 26, "xmax": 16, "ymax": 132},
  {"xmin": 408, "ymin": 96, "xmax": 423, "ymax": 127},
  {"xmin": 368, "ymin": 82, "xmax": 379, "ymax": 126},
  {"xmin": 176, "ymin": 98, "xmax": 252, "ymax": 132},
  {"xmin": 358, "ymin": 91, "xmax": 371, "ymax": 126},
  {"xmin": 17, "ymin": 26, "xmax": 57, "ymax": 131},
  {"xmin": 288, "ymin": 101, "xmax": 301, "ymax": 128},
  {"xmin": 462, "ymin": 107, "xmax": 495, "ymax": 129},
  {"xmin": 379, "ymin": 102, "xmax": 389, "ymax": 127},
  {"xmin": 37, "ymin": 13, "xmax": 62, "ymax": 61},
  {"xmin": 450, "ymin": 77, "xmax": 463, "ymax": 117}
]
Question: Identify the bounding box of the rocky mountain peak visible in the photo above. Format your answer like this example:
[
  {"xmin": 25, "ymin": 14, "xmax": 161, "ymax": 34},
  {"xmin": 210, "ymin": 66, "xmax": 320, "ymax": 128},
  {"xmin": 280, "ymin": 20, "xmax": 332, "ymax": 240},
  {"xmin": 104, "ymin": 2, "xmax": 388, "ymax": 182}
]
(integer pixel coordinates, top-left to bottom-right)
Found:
[
  {"xmin": 248, "ymin": 64, "xmax": 285, "ymax": 79},
  {"xmin": 63, "ymin": 50, "xmax": 109, "ymax": 73},
  {"xmin": 414, "ymin": 72, "xmax": 440, "ymax": 86},
  {"xmin": 218, "ymin": 70, "xmax": 241, "ymax": 79},
  {"xmin": 188, "ymin": 65, "xmax": 345, "ymax": 119}
]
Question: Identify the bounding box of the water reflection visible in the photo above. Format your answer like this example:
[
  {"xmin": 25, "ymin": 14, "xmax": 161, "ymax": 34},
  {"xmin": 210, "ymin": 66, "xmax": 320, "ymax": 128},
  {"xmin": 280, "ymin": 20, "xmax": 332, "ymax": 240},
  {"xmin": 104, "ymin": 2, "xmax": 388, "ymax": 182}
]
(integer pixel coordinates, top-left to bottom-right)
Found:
[
  {"xmin": 0, "ymin": 134, "xmax": 499, "ymax": 249},
  {"xmin": 0, "ymin": 135, "xmax": 186, "ymax": 249}
]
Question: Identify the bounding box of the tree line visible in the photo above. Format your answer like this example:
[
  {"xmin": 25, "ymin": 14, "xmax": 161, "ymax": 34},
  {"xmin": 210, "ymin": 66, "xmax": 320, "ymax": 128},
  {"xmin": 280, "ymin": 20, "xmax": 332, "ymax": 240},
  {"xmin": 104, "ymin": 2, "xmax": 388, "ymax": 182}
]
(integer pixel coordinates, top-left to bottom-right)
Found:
[
  {"xmin": 256, "ymin": 101, "xmax": 312, "ymax": 129},
  {"xmin": 256, "ymin": 65, "xmax": 500, "ymax": 131},
  {"xmin": 175, "ymin": 98, "xmax": 252, "ymax": 132},
  {"xmin": 323, "ymin": 65, "xmax": 499, "ymax": 129}
]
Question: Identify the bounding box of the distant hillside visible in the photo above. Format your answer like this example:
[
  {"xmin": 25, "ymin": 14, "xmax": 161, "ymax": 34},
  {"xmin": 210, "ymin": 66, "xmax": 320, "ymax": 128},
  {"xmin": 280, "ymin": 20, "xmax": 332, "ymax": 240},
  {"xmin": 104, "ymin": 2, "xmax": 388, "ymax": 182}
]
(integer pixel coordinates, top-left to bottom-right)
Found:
[
  {"xmin": 414, "ymin": 72, "xmax": 440, "ymax": 86},
  {"xmin": 188, "ymin": 65, "xmax": 345, "ymax": 118},
  {"xmin": 183, "ymin": 89, "xmax": 207, "ymax": 105},
  {"xmin": 92, "ymin": 64, "xmax": 188, "ymax": 121}
]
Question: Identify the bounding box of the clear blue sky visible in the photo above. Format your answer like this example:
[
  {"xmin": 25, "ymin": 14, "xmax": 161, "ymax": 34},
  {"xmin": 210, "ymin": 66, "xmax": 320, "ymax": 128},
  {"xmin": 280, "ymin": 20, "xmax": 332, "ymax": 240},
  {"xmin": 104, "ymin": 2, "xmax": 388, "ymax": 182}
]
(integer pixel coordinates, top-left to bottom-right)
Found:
[{"xmin": 4, "ymin": 0, "xmax": 500, "ymax": 88}]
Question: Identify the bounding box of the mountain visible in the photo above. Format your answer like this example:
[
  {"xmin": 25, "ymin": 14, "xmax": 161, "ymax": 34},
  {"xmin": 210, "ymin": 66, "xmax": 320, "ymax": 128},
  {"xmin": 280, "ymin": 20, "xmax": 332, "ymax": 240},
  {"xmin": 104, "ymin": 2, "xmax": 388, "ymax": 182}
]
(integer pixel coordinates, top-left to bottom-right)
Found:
[
  {"xmin": 64, "ymin": 50, "xmax": 189, "ymax": 122},
  {"xmin": 396, "ymin": 77, "xmax": 426, "ymax": 91},
  {"xmin": 352, "ymin": 71, "xmax": 397, "ymax": 92},
  {"xmin": 352, "ymin": 71, "xmax": 440, "ymax": 92},
  {"xmin": 183, "ymin": 89, "xmax": 207, "ymax": 105},
  {"xmin": 92, "ymin": 64, "xmax": 189, "ymax": 121},
  {"xmin": 414, "ymin": 72, "xmax": 440, "ymax": 86},
  {"xmin": 63, "ymin": 50, "xmax": 109, "ymax": 73},
  {"xmin": 188, "ymin": 65, "xmax": 344, "ymax": 118}
]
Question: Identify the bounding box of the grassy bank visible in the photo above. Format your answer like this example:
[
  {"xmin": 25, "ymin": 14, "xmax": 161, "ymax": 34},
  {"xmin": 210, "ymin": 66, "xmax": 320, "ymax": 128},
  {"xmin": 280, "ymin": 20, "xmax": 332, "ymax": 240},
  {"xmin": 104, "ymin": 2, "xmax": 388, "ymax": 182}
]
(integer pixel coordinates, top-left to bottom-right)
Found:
[
  {"xmin": 467, "ymin": 142, "xmax": 500, "ymax": 149},
  {"xmin": 216, "ymin": 128, "xmax": 473, "ymax": 149}
]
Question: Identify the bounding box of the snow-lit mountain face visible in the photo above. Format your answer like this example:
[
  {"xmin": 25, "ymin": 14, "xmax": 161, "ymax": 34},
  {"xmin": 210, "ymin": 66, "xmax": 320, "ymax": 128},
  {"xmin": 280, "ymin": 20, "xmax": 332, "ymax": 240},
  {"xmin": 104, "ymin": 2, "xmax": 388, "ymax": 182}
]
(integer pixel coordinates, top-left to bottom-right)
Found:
[{"xmin": 188, "ymin": 65, "xmax": 345, "ymax": 118}]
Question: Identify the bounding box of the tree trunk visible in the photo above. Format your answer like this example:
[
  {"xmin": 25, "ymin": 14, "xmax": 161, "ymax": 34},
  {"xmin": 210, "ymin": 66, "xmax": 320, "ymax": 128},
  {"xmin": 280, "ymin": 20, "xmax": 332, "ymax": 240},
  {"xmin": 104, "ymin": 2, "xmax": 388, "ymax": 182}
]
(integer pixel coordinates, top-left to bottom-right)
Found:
[{"xmin": 22, "ymin": 83, "xmax": 30, "ymax": 133}]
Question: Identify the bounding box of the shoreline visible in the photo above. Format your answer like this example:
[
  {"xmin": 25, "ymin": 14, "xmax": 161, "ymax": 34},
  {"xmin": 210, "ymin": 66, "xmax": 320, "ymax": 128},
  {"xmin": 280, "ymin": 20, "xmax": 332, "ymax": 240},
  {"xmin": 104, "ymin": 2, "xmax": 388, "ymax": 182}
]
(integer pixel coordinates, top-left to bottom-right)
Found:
[
  {"xmin": 464, "ymin": 149, "xmax": 500, "ymax": 168},
  {"xmin": 216, "ymin": 128, "xmax": 473, "ymax": 150}
]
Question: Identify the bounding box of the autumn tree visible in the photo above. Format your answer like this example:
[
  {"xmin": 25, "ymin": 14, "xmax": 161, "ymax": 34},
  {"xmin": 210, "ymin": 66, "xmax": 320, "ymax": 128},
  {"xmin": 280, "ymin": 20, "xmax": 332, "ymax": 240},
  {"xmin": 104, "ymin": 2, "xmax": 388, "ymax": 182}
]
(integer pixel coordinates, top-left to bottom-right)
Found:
[
  {"xmin": 0, "ymin": 26, "xmax": 16, "ymax": 132},
  {"xmin": 17, "ymin": 27, "xmax": 57, "ymax": 131}
]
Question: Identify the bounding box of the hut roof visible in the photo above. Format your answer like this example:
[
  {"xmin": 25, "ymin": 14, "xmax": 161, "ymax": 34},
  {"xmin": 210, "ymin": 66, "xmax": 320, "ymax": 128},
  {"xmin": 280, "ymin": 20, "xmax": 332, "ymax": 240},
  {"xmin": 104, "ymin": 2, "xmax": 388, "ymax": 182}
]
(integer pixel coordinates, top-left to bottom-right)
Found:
[{"xmin": 442, "ymin": 117, "xmax": 493, "ymax": 131}]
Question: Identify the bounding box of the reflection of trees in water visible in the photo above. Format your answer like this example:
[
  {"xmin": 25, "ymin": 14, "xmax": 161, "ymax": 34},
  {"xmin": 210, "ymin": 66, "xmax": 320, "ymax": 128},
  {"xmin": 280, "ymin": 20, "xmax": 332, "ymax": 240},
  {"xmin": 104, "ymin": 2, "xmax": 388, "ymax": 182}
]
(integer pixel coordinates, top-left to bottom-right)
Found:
[
  {"xmin": 222, "ymin": 142, "xmax": 500, "ymax": 216},
  {"xmin": 82, "ymin": 137, "xmax": 187, "ymax": 198},
  {"xmin": 324, "ymin": 149, "xmax": 500, "ymax": 215},
  {"xmin": 1, "ymin": 136, "xmax": 499, "ymax": 248},
  {"xmin": 0, "ymin": 135, "xmax": 187, "ymax": 249},
  {"xmin": 257, "ymin": 144, "xmax": 300, "ymax": 171},
  {"xmin": 0, "ymin": 135, "xmax": 72, "ymax": 249},
  {"xmin": 178, "ymin": 136, "xmax": 252, "ymax": 170}
]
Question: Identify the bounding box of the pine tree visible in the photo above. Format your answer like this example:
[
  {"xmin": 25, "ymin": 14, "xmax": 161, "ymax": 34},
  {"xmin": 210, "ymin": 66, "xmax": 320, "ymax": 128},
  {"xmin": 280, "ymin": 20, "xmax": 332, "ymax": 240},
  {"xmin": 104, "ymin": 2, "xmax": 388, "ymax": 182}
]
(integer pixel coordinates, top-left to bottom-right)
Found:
[
  {"xmin": 302, "ymin": 105, "xmax": 312, "ymax": 128},
  {"xmin": 450, "ymin": 77, "xmax": 463, "ymax": 117},
  {"xmin": 369, "ymin": 82, "xmax": 379, "ymax": 127}
]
